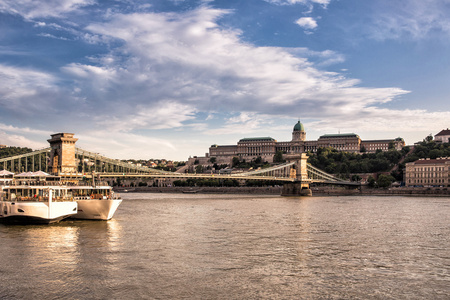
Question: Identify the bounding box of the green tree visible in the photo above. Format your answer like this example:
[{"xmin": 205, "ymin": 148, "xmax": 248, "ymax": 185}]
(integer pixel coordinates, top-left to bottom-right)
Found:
[
  {"xmin": 377, "ymin": 174, "xmax": 395, "ymax": 188},
  {"xmin": 367, "ymin": 176, "xmax": 376, "ymax": 188},
  {"xmin": 232, "ymin": 157, "xmax": 240, "ymax": 167},
  {"xmin": 429, "ymin": 149, "xmax": 444, "ymax": 159},
  {"xmin": 351, "ymin": 174, "xmax": 362, "ymax": 182},
  {"xmin": 195, "ymin": 165, "xmax": 204, "ymax": 173},
  {"xmin": 273, "ymin": 151, "xmax": 284, "ymax": 163}
]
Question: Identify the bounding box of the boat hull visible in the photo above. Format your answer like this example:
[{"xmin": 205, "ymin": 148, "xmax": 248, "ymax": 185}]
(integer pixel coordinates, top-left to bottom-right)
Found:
[
  {"xmin": 0, "ymin": 214, "xmax": 72, "ymax": 225},
  {"xmin": 0, "ymin": 202, "xmax": 77, "ymax": 225},
  {"xmin": 72, "ymin": 199, "xmax": 122, "ymax": 220}
]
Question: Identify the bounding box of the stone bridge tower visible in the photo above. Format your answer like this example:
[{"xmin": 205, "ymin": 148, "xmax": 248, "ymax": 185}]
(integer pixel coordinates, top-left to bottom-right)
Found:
[
  {"xmin": 281, "ymin": 152, "xmax": 312, "ymax": 196},
  {"xmin": 47, "ymin": 133, "xmax": 78, "ymax": 175}
]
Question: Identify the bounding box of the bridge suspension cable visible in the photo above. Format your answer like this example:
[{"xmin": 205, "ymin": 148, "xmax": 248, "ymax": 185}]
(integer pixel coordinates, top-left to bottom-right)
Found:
[
  {"xmin": 306, "ymin": 163, "xmax": 347, "ymax": 182},
  {"xmin": 74, "ymin": 148, "xmax": 173, "ymax": 175},
  {"xmin": 0, "ymin": 148, "xmax": 50, "ymax": 173},
  {"xmin": 236, "ymin": 162, "xmax": 295, "ymax": 177}
]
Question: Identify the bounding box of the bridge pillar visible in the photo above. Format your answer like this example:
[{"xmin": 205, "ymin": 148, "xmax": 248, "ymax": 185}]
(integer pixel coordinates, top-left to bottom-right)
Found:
[
  {"xmin": 47, "ymin": 133, "xmax": 78, "ymax": 175},
  {"xmin": 281, "ymin": 153, "xmax": 312, "ymax": 196}
]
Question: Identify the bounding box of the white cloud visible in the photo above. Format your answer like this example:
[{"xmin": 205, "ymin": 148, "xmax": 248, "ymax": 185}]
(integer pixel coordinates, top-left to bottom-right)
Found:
[
  {"xmin": 74, "ymin": 7, "xmax": 409, "ymax": 126},
  {"xmin": 1, "ymin": 5, "xmax": 448, "ymax": 159},
  {"xmin": 203, "ymin": 112, "xmax": 276, "ymax": 136},
  {"xmin": 96, "ymin": 101, "xmax": 197, "ymax": 131},
  {"xmin": 0, "ymin": 0, "xmax": 95, "ymax": 19},
  {"xmin": 307, "ymin": 107, "xmax": 450, "ymax": 141},
  {"xmin": 0, "ymin": 64, "xmax": 57, "ymax": 111},
  {"xmin": 0, "ymin": 124, "xmax": 51, "ymax": 149},
  {"xmin": 295, "ymin": 17, "xmax": 318, "ymax": 30},
  {"xmin": 37, "ymin": 33, "xmax": 70, "ymax": 40},
  {"xmin": 265, "ymin": 0, "xmax": 330, "ymax": 7},
  {"xmin": 370, "ymin": 0, "xmax": 450, "ymax": 40}
]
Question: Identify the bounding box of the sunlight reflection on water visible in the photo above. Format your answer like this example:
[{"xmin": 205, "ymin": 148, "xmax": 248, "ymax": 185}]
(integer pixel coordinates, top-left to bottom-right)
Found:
[{"xmin": 0, "ymin": 194, "xmax": 449, "ymax": 299}]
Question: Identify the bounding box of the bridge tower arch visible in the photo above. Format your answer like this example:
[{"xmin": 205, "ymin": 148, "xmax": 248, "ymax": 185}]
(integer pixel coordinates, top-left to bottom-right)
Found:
[
  {"xmin": 282, "ymin": 152, "xmax": 312, "ymax": 196},
  {"xmin": 47, "ymin": 133, "xmax": 78, "ymax": 175}
]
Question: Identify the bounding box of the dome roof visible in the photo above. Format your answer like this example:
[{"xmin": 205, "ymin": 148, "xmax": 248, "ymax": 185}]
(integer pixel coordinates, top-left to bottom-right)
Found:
[{"xmin": 293, "ymin": 121, "xmax": 305, "ymax": 132}]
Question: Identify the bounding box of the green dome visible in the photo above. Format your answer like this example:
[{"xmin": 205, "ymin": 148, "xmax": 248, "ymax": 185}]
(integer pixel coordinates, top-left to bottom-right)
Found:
[{"xmin": 293, "ymin": 121, "xmax": 305, "ymax": 132}]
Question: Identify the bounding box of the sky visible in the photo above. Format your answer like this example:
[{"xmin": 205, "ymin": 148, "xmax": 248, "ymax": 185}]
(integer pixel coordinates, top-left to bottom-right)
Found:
[{"xmin": 0, "ymin": 0, "xmax": 449, "ymax": 161}]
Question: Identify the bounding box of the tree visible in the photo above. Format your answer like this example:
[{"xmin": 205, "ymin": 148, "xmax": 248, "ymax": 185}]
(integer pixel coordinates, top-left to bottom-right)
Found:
[
  {"xmin": 273, "ymin": 151, "xmax": 284, "ymax": 163},
  {"xmin": 195, "ymin": 165, "xmax": 204, "ymax": 173},
  {"xmin": 429, "ymin": 149, "xmax": 444, "ymax": 159},
  {"xmin": 232, "ymin": 157, "xmax": 240, "ymax": 167},
  {"xmin": 209, "ymin": 157, "xmax": 217, "ymax": 164},
  {"xmin": 425, "ymin": 134, "xmax": 433, "ymax": 143},
  {"xmin": 367, "ymin": 176, "xmax": 376, "ymax": 188},
  {"xmin": 377, "ymin": 174, "xmax": 395, "ymax": 188},
  {"xmin": 351, "ymin": 174, "xmax": 362, "ymax": 182}
]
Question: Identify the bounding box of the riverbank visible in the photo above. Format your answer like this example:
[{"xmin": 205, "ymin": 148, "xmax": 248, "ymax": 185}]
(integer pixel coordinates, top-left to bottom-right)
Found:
[
  {"xmin": 314, "ymin": 187, "xmax": 450, "ymax": 197},
  {"xmin": 114, "ymin": 186, "xmax": 282, "ymax": 194},
  {"xmin": 113, "ymin": 186, "xmax": 450, "ymax": 196}
]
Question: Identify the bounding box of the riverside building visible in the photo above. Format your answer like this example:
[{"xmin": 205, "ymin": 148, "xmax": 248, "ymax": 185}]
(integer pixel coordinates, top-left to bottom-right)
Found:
[
  {"xmin": 207, "ymin": 121, "xmax": 405, "ymax": 164},
  {"xmin": 404, "ymin": 157, "xmax": 450, "ymax": 187}
]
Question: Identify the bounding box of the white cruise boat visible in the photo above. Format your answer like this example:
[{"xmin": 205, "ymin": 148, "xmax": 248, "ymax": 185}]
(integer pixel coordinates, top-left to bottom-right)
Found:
[
  {"xmin": 0, "ymin": 185, "xmax": 78, "ymax": 224},
  {"xmin": 68, "ymin": 185, "xmax": 122, "ymax": 220}
]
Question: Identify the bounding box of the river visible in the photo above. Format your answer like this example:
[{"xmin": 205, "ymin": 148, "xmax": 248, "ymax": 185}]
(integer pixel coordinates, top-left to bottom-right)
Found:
[{"xmin": 0, "ymin": 194, "xmax": 449, "ymax": 299}]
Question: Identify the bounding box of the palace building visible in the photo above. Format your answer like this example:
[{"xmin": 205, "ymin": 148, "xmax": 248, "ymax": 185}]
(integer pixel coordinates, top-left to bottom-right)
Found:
[{"xmin": 208, "ymin": 121, "xmax": 405, "ymax": 164}]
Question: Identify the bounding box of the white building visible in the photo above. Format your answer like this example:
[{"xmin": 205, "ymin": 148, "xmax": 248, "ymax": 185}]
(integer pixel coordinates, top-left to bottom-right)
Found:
[{"xmin": 435, "ymin": 129, "xmax": 450, "ymax": 143}]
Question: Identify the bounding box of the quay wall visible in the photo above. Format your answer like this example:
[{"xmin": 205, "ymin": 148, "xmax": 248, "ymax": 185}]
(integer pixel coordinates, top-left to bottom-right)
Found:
[{"xmin": 113, "ymin": 186, "xmax": 282, "ymax": 195}]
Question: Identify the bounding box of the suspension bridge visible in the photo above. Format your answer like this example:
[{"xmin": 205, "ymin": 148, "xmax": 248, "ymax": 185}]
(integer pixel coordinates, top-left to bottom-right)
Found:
[{"xmin": 0, "ymin": 133, "xmax": 359, "ymax": 195}]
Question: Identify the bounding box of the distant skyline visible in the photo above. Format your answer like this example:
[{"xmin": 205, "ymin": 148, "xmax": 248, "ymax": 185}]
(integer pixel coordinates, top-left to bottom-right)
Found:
[{"xmin": 0, "ymin": 0, "xmax": 449, "ymax": 160}]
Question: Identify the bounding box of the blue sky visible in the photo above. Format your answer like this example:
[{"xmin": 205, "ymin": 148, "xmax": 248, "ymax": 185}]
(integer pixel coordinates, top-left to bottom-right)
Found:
[{"xmin": 0, "ymin": 0, "xmax": 449, "ymax": 160}]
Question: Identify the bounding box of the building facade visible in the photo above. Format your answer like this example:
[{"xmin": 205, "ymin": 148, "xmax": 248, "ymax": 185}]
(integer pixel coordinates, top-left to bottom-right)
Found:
[
  {"xmin": 435, "ymin": 129, "xmax": 450, "ymax": 143},
  {"xmin": 404, "ymin": 157, "xmax": 450, "ymax": 187},
  {"xmin": 208, "ymin": 121, "xmax": 405, "ymax": 164}
]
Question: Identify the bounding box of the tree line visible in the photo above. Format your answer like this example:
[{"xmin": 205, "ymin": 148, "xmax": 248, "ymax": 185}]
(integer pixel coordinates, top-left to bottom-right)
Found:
[{"xmin": 0, "ymin": 146, "xmax": 33, "ymax": 159}]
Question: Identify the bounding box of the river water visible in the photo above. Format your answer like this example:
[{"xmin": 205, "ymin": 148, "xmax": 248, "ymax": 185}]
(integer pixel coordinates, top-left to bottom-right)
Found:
[{"xmin": 0, "ymin": 194, "xmax": 449, "ymax": 299}]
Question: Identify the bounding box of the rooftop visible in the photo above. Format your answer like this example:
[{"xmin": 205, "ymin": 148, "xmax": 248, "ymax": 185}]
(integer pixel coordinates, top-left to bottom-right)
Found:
[
  {"xmin": 412, "ymin": 157, "xmax": 450, "ymax": 165},
  {"xmin": 319, "ymin": 133, "xmax": 360, "ymax": 139},
  {"xmin": 435, "ymin": 129, "xmax": 450, "ymax": 136},
  {"xmin": 239, "ymin": 137, "xmax": 275, "ymax": 142}
]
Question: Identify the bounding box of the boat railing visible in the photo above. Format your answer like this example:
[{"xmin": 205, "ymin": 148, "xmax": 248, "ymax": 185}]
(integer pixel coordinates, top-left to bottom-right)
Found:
[
  {"xmin": 72, "ymin": 193, "xmax": 121, "ymax": 200},
  {"xmin": 6, "ymin": 179, "xmax": 111, "ymax": 187},
  {"xmin": 12, "ymin": 196, "xmax": 77, "ymax": 202}
]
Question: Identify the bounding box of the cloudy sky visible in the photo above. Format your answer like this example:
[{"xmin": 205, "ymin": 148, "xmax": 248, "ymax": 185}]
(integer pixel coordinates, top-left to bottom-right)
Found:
[{"xmin": 1, "ymin": 0, "xmax": 449, "ymax": 160}]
